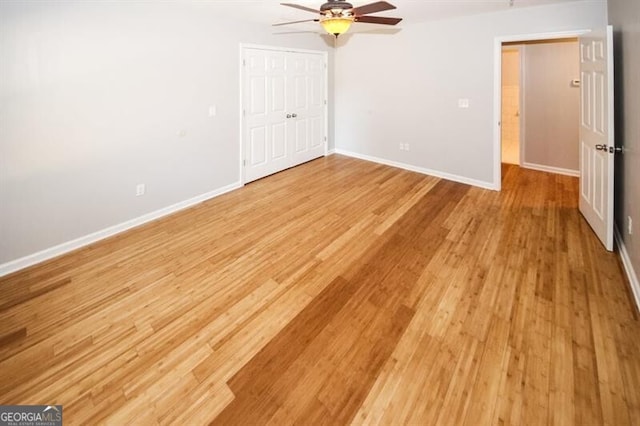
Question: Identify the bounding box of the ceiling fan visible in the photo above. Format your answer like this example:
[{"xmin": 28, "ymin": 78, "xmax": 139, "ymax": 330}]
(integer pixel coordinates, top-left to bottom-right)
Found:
[{"xmin": 274, "ymin": 1, "xmax": 402, "ymax": 37}]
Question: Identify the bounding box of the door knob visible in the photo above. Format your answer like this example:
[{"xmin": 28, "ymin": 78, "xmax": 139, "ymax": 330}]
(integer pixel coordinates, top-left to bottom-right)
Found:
[
  {"xmin": 595, "ymin": 144, "xmax": 607, "ymax": 151},
  {"xmin": 286, "ymin": 114, "xmax": 292, "ymax": 119},
  {"xmin": 292, "ymin": 113, "xmax": 298, "ymax": 118}
]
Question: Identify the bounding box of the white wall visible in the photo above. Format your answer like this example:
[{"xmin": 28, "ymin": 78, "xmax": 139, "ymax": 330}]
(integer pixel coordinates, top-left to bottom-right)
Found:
[
  {"xmin": 0, "ymin": 1, "xmax": 333, "ymax": 266},
  {"xmin": 522, "ymin": 40, "xmax": 580, "ymax": 173},
  {"xmin": 609, "ymin": 0, "xmax": 640, "ymax": 295},
  {"xmin": 334, "ymin": 0, "xmax": 607, "ymax": 187}
]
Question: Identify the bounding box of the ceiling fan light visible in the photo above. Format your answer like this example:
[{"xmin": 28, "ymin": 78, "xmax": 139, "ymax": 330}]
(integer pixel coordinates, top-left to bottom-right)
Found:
[{"xmin": 320, "ymin": 17, "xmax": 354, "ymax": 36}]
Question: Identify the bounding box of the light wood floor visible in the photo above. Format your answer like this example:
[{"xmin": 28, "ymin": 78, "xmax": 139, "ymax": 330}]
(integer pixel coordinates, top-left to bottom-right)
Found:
[{"xmin": 1, "ymin": 156, "xmax": 639, "ymax": 425}]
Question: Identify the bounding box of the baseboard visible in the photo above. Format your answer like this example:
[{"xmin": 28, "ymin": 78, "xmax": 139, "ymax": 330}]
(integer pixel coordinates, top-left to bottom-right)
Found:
[
  {"xmin": 615, "ymin": 226, "xmax": 640, "ymax": 312},
  {"xmin": 0, "ymin": 181, "xmax": 243, "ymax": 278},
  {"xmin": 521, "ymin": 162, "xmax": 580, "ymax": 177},
  {"xmin": 326, "ymin": 148, "xmax": 336, "ymax": 155},
  {"xmin": 334, "ymin": 149, "xmax": 497, "ymax": 191}
]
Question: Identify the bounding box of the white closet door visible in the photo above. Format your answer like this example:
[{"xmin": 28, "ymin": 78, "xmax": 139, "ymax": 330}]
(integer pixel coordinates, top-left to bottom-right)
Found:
[
  {"xmin": 243, "ymin": 47, "xmax": 326, "ymax": 184},
  {"xmin": 243, "ymin": 49, "xmax": 291, "ymax": 183},
  {"xmin": 289, "ymin": 53, "xmax": 326, "ymax": 166}
]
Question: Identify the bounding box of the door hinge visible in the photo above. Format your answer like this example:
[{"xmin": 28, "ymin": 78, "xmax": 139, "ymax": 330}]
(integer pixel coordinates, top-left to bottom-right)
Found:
[
  {"xmin": 324, "ymin": 100, "xmax": 327, "ymax": 105},
  {"xmin": 243, "ymin": 59, "xmax": 246, "ymax": 67},
  {"xmin": 243, "ymin": 159, "xmax": 246, "ymax": 166},
  {"xmin": 324, "ymin": 136, "xmax": 327, "ymax": 142}
]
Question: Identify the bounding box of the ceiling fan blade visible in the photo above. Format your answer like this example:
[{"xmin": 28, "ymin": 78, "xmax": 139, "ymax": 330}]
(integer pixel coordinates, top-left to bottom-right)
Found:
[
  {"xmin": 354, "ymin": 16, "xmax": 402, "ymax": 25},
  {"xmin": 281, "ymin": 3, "xmax": 321, "ymax": 14},
  {"xmin": 273, "ymin": 19, "xmax": 320, "ymax": 26},
  {"xmin": 351, "ymin": 1, "xmax": 396, "ymax": 16}
]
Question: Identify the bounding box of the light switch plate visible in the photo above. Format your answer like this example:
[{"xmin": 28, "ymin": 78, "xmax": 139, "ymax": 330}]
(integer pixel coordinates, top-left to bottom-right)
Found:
[{"xmin": 458, "ymin": 99, "xmax": 470, "ymax": 108}]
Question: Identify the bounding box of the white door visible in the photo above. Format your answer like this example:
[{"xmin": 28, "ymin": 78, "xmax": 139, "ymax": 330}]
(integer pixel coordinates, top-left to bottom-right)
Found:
[
  {"xmin": 578, "ymin": 26, "xmax": 615, "ymax": 251},
  {"xmin": 244, "ymin": 49, "xmax": 291, "ymax": 183},
  {"xmin": 289, "ymin": 53, "xmax": 326, "ymax": 166},
  {"xmin": 243, "ymin": 48, "xmax": 327, "ymax": 183}
]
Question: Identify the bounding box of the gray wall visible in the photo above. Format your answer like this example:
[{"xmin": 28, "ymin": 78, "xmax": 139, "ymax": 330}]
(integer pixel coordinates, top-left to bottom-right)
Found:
[
  {"xmin": 334, "ymin": 1, "xmax": 606, "ymax": 187},
  {"xmin": 609, "ymin": 0, "xmax": 640, "ymax": 281},
  {"xmin": 522, "ymin": 40, "xmax": 580, "ymax": 173},
  {"xmin": 0, "ymin": 1, "xmax": 334, "ymax": 264}
]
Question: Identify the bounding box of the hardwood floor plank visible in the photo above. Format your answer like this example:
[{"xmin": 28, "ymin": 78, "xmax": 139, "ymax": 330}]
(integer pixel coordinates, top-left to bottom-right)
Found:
[
  {"xmin": 464, "ymin": 315, "xmax": 511, "ymax": 426},
  {"xmin": 0, "ymin": 156, "xmax": 638, "ymax": 425}
]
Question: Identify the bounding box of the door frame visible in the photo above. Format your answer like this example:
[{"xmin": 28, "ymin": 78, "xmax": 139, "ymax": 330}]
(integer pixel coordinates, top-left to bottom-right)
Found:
[
  {"xmin": 492, "ymin": 29, "xmax": 590, "ymax": 190},
  {"xmin": 239, "ymin": 43, "xmax": 329, "ymax": 185}
]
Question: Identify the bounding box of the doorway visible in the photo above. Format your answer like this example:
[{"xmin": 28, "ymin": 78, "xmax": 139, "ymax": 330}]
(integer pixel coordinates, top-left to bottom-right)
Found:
[
  {"xmin": 494, "ymin": 28, "xmax": 616, "ymax": 251},
  {"xmin": 500, "ymin": 38, "xmax": 581, "ymax": 178},
  {"xmin": 501, "ymin": 47, "xmax": 521, "ymax": 166},
  {"xmin": 493, "ymin": 30, "xmax": 590, "ymax": 190}
]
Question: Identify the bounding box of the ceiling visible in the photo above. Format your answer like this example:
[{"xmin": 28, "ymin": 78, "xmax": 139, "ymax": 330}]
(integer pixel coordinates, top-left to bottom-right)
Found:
[{"xmin": 212, "ymin": 0, "xmax": 587, "ymax": 33}]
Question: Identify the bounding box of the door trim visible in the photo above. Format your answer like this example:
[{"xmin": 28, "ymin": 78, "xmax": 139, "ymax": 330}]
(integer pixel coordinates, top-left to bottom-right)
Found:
[
  {"xmin": 239, "ymin": 43, "xmax": 329, "ymax": 185},
  {"xmin": 492, "ymin": 29, "xmax": 590, "ymax": 191}
]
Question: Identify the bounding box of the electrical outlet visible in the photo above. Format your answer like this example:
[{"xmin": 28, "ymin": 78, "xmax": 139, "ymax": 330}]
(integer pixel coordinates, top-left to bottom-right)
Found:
[
  {"xmin": 399, "ymin": 143, "xmax": 404, "ymax": 151},
  {"xmin": 405, "ymin": 143, "xmax": 410, "ymax": 151},
  {"xmin": 208, "ymin": 105, "xmax": 217, "ymax": 117},
  {"xmin": 629, "ymin": 216, "xmax": 633, "ymax": 235},
  {"xmin": 136, "ymin": 184, "xmax": 145, "ymax": 196},
  {"xmin": 458, "ymin": 98, "xmax": 470, "ymax": 108}
]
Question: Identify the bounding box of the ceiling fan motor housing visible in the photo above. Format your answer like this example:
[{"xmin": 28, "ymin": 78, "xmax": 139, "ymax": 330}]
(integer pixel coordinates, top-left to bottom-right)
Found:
[{"xmin": 320, "ymin": 1, "xmax": 354, "ymax": 12}]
